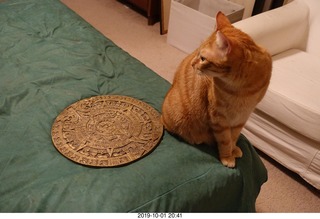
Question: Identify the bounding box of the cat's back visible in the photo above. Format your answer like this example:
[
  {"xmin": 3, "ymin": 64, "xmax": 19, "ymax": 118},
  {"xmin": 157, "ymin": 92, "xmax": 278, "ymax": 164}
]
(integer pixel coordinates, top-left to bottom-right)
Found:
[
  {"xmin": 169, "ymin": 51, "xmax": 212, "ymax": 106},
  {"xmin": 161, "ymin": 50, "xmax": 212, "ymax": 134}
]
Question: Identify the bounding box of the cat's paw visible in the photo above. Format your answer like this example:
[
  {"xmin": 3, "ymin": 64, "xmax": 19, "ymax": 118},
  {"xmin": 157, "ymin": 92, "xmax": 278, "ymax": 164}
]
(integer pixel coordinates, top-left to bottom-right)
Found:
[
  {"xmin": 233, "ymin": 146, "xmax": 243, "ymax": 158},
  {"xmin": 220, "ymin": 156, "xmax": 236, "ymax": 168}
]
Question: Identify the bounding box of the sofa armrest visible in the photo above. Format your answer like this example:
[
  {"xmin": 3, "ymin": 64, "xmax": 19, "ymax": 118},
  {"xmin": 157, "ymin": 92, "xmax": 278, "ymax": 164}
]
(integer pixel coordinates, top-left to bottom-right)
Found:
[{"xmin": 233, "ymin": 0, "xmax": 309, "ymax": 56}]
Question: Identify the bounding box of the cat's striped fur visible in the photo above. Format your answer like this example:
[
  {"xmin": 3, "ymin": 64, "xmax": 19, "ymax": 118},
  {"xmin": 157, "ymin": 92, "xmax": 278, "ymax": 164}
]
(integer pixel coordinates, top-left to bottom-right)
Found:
[{"xmin": 161, "ymin": 12, "xmax": 272, "ymax": 167}]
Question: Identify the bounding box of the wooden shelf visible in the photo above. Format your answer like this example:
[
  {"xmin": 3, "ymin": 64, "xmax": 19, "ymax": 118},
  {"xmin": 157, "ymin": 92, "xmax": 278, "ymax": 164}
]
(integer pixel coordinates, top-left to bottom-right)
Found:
[{"xmin": 126, "ymin": 0, "xmax": 160, "ymax": 25}]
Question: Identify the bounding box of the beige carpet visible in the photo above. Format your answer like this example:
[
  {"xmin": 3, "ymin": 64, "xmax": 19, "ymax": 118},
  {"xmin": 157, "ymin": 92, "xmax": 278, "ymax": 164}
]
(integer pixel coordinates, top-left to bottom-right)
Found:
[{"xmin": 61, "ymin": 0, "xmax": 319, "ymax": 212}]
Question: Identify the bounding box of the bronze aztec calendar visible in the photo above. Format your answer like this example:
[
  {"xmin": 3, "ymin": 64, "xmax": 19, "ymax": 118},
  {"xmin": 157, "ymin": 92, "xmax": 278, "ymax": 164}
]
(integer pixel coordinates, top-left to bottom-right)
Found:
[{"xmin": 51, "ymin": 95, "xmax": 163, "ymax": 167}]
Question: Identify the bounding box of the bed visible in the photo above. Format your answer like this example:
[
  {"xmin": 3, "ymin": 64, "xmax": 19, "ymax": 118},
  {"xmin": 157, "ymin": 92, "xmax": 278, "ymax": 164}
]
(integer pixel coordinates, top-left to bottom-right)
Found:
[{"xmin": 0, "ymin": 0, "xmax": 267, "ymax": 212}]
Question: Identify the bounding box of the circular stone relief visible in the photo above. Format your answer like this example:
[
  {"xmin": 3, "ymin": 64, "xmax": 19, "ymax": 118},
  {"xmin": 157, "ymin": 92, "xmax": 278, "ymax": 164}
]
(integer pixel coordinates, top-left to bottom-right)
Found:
[{"xmin": 51, "ymin": 95, "xmax": 163, "ymax": 167}]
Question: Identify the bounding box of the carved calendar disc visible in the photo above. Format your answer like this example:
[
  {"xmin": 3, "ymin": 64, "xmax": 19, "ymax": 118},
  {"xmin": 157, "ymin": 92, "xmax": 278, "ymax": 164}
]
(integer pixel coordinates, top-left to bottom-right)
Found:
[{"xmin": 51, "ymin": 95, "xmax": 163, "ymax": 167}]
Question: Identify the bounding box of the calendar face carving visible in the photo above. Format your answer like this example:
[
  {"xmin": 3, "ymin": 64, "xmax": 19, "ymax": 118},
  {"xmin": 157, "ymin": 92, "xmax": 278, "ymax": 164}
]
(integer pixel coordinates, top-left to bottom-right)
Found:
[{"xmin": 51, "ymin": 95, "xmax": 163, "ymax": 167}]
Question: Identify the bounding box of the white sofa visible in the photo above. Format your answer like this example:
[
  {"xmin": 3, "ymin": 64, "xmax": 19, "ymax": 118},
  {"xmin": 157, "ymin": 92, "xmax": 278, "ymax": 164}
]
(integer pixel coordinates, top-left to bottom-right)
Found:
[{"xmin": 233, "ymin": 0, "xmax": 320, "ymax": 189}]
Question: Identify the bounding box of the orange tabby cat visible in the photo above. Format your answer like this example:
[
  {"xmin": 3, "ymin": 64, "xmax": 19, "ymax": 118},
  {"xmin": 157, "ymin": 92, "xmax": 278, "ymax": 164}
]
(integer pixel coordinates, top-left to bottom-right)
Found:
[{"xmin": 161, "ymin": 12, "xmax": 272, "ymax": 167}]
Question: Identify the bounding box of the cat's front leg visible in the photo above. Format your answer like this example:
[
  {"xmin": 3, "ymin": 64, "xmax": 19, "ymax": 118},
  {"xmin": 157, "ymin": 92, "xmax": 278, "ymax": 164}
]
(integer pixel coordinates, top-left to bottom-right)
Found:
[
  {"xmin": 217, "ymin": 126, "xmax": 243, "ymax": 168},
  {"xmin": 213, "ymin": 126, "xmax": 237, "ymax": 168},
  {"xmin": 230, "ymin": 124, "xmax": 244, "ymax": 158}
]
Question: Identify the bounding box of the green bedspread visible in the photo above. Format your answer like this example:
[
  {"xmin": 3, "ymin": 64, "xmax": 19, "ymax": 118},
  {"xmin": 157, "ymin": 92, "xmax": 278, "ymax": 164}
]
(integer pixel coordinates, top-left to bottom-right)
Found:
[{"xmin": 0, "ymin": 0, "xmax": 267, "ymax": 212}]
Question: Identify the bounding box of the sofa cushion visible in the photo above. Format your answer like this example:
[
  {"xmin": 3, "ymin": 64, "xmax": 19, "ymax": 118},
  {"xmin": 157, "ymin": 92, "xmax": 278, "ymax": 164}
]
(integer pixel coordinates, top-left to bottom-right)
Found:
[
  {"xmin": 256, "ymin": 49, "xmax": 320, "ymax": 142},
  {"xmin": 305, "ymin": 0, "xmax": 320, "ymax": 58}
]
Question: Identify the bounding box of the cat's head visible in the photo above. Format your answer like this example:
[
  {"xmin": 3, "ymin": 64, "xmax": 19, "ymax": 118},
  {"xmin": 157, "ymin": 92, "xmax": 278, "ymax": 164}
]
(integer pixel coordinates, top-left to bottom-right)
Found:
[{"xmin": 191, "ymin": 12, "xmax": 259, "ymax": 78}]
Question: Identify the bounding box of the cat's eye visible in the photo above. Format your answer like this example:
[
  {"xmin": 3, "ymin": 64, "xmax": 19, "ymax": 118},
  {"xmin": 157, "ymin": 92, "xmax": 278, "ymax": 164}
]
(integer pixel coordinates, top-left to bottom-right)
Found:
[{"xmin": 200, "ymin": 56, "xmax": 206, "ymax": 62}]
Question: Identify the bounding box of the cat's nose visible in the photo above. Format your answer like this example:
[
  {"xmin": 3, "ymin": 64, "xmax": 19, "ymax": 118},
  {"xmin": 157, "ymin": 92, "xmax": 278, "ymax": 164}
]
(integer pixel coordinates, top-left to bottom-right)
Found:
[{"xmin": 191, "ymin": 59, "xmax": 197, "ymax": 68}]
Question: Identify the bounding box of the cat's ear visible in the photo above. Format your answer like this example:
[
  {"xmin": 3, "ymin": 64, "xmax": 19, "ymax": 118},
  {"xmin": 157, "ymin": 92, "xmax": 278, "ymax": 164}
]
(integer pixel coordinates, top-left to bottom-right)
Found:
[
  {"xmin": 215, "ymin": 11, "xmax": 232, "ymax": 30},
  {"xmin": 216, "ymin": 31, "xmax": 231, "ymax": 55}
]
